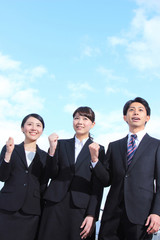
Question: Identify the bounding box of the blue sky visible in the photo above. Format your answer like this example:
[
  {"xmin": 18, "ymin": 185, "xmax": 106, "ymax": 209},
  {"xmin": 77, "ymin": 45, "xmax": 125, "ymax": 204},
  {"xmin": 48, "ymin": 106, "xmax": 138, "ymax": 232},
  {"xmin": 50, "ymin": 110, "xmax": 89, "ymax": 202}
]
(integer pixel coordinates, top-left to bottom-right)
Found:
[{"xmin": 1, "ymin": 0, "xmax": 160, "ymax": 202}]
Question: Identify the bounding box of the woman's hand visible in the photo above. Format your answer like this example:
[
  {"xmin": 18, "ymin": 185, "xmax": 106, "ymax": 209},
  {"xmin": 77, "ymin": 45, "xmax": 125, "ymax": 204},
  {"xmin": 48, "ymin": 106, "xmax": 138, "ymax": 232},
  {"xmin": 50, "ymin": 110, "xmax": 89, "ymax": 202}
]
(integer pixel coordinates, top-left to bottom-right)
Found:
[
  {"xmin": 48, "ymin": 133, "xmax": 59, "ymax": 156},
  {"xmin": 80, "ymin": 216, "xmax": 95, "ymax": 239},
  {"xmin": 89, "ymin": 142, "xmax": 100, "ymax": 163},
  {"xmin": 5, "ymin": 137, "xmax": 14, "ymax": 163}
]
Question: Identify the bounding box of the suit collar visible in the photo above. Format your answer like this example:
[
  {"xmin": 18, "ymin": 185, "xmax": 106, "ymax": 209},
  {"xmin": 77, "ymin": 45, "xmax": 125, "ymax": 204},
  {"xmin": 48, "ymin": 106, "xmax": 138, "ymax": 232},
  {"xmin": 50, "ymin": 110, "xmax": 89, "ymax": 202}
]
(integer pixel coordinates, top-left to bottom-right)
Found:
[
  {"xmin": 15, "ymin": 142, "xmax": 41, "ymax": 168},
  {"xmin": 127, "ymin": 133, "xmax": 150, "ymax": 172},
  {"xmin": 15, "ymin": 142, "xmax": 28, "ymax": 167},
  {"xmin": 119, "ymin": 136, "xmax": 128, "ymax": 170},
  {"xmin": 64, "ymin": 137, "xmax": 92, "ymax": 170},
  {"xmin": 75, "ymin": 138, "xmax": 92, "ymax": 170}
]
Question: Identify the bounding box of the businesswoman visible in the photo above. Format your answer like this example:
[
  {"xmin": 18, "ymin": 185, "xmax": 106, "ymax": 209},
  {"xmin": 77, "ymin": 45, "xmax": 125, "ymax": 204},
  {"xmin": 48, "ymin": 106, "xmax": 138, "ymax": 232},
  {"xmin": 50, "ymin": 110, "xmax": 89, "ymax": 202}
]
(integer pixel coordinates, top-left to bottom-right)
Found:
[
  {"xmin": 38, "ymin": 106, "xmax": 105, "ymax": 240},
  {"xmin": 0, "ymin": 113, "xmax": 50, "ymax": 240}
]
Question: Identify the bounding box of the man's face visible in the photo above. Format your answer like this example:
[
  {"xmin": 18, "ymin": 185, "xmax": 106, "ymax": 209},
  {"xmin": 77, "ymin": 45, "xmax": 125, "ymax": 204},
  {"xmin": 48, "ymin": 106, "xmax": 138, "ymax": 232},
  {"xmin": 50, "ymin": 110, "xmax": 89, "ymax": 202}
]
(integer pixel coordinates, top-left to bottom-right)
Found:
[{"xmin": 123, "ymin": 102, "xmax": 150, "ymax": 132}]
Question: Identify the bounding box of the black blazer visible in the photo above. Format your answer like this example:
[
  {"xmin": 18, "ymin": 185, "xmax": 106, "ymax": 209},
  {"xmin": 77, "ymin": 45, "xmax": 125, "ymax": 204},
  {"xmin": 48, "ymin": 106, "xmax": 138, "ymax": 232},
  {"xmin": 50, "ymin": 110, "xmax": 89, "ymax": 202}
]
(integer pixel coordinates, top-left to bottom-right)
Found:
[
  {"xmin": 0, "ymin": 142, "xmax": 48, "ymax": 215},
  {"xmin": 93, "ymin": 134, "xmax": 160, "ymax": 225},
  {"xmin": 44, "ymin": 137, "xmax": 105, "ymax": 220}
]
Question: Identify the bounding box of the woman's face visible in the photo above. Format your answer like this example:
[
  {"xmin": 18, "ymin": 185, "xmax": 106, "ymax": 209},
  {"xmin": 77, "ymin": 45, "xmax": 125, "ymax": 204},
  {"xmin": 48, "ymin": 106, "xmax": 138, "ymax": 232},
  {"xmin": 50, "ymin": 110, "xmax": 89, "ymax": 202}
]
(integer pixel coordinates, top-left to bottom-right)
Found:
[
  {"xmin": 73, "ymin": 112, "xmax": 95, "ymax": 139},
  {"xmin": 21, "ymin": 117, "xmax": 43, "ymax": 142}
]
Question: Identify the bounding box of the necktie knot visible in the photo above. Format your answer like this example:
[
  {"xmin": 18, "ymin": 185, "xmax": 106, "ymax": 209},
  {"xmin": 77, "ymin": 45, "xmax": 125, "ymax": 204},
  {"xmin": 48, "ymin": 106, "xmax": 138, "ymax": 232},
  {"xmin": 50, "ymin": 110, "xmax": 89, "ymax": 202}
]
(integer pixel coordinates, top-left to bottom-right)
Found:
[{"xmin": 131, "ymin": 134, "xmax": 137, "ymax": 140}]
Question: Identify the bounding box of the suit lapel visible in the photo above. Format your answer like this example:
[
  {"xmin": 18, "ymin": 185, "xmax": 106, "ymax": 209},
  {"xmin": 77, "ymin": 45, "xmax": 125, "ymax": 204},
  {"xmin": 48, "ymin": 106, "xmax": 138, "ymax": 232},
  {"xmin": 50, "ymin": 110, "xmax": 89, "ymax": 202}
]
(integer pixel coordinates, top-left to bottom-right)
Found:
[
  {"xmin": 75, "ymin": 138, "xmax": 92, "ymax": 170},
  {"xmin": 65, "ymin": 138, "xmax": 75, "ymax": 170},
  {"xmin": 127, "ymin": 133, "xmax": 150, "ymax": 172},
  {"xmin": 15, "ymin": 142, "xmax": 28, "ymax": 168},
  {"xmin": 119, "ymin": 136, "xmax": 128, "ymax": 170}
]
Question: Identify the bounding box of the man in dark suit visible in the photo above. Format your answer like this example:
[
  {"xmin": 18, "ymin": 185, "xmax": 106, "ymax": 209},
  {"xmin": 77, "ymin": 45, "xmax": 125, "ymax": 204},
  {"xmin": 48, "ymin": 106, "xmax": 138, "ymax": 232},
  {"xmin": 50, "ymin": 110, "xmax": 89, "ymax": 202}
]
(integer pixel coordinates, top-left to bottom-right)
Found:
[{"xmin": 89, "ymin": 97, "xmax": 160, "ymax": 240}]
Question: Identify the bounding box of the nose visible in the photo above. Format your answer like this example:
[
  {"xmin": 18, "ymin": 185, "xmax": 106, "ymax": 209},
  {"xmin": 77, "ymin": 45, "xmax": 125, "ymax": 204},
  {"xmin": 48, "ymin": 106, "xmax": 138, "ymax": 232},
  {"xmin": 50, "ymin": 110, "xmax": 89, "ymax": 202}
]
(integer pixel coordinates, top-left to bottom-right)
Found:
[
  {"xmin": 133, "ymin": 109, "xmax": 138, "ymax": 115},
  {"xmin": 78, "ymin": 118, "xmax": 83, "ymax": 124},
  {"xmin": 31, "ymin": 124, "xmax": 36, "ymax": 130}
]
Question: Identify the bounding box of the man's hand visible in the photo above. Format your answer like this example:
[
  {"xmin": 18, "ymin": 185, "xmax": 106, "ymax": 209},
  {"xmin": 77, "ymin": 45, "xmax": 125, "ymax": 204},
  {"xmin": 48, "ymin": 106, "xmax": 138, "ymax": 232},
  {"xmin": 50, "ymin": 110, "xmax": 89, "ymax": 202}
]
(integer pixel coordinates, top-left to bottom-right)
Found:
[
  {"xmin": 80, "ymin": 216, "xmax": 95, "ymax": 239},
  {"xmin": 145, "ymin": 214, "xmax": 160, "ymax": 234}
]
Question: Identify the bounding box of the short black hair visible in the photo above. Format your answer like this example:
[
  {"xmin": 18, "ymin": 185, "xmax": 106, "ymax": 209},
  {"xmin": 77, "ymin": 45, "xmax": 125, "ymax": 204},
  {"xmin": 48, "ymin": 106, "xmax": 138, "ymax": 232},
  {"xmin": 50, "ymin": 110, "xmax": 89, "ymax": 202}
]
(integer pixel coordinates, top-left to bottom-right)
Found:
[
  {"xmin": 21, "ymin": 113, "xmax": 45, "ymax": 129},
  {"xmin": 73, "ymin": 106, "xmax": 95, "ymax": 122},
  {"xmin": 123, "ymin": 97, "xmax": 151, "ymax": 116}
]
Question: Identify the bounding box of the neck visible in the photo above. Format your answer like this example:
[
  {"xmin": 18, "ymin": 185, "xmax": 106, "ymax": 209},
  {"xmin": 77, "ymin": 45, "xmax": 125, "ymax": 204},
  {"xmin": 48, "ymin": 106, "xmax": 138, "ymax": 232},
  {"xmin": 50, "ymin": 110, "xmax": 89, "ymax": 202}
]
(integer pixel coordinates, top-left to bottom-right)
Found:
[
  {"xmin": 24, "ymin": 140, "xmax": 37, "ymax": 152},
  {"xmin": 129, "ymin": 126, "xmax": 145, "ymax": 134},
  {"xmin": 75, "ymin": 134, "xmax": 89, "ymax": 142}
]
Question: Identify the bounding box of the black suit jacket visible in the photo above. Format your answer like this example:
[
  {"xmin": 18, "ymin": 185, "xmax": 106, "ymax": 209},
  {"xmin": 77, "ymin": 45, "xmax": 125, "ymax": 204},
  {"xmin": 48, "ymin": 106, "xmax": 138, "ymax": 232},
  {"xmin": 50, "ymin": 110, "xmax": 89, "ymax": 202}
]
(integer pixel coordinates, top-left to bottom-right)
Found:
[
  {"xmin": 44, "ymin": 137, "xmax": 105, "ymax": 220},
  {"xmin": 93, "ymin": 134, "xmax": 160, "ymax": 225},
  {"xmin": 0, "ymin": 142, "xmax": 48, "ymax": 215}
]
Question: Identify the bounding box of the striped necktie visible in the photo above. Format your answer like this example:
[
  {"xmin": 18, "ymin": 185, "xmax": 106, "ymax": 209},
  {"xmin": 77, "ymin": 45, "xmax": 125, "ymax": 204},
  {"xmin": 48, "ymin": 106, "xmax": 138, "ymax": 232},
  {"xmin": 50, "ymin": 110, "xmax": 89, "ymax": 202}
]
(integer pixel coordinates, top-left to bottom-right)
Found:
[{"xmin": 127, "ymin": 134, "xmax": 137, "ymax": 165}]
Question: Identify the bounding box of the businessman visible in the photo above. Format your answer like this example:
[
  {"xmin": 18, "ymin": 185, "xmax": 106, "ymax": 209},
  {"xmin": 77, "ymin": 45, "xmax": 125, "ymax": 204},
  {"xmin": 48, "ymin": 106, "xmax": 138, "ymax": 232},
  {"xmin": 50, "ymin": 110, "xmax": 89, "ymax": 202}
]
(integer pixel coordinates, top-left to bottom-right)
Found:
[{"xmin": 89, "ymin": 97, "xmax": 160, "ymax": 240}]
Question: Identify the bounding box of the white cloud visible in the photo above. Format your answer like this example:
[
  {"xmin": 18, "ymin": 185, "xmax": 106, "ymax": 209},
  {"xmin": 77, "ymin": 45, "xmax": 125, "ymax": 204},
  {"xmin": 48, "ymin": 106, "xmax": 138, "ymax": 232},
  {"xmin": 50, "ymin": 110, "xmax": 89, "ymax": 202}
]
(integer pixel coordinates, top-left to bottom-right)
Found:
[
  {"xmin": 108, "ymin": 37, "xmax": 127, "ymax": 46},
  {"xmin": 31, "ymin": 66, "xmax": 47, "ymax": 78},
  {"xmin": 81, "ymin": 45, "xmax": 101, "ymax": 57},
  {"xmin": 64, "ymin": 104, "xmax": 78, "ymax": 114},
  {"xmin": 68, "ymin": 82, "xmax": 95, "ymax": 99},
  {"xmin": 135, "ymin": 0, "xmax": 160, "ymax": 12},
  {"xmin": 108, "ymin": 1, "xmax": 160, "ymax": 71},
  {"xmin": 0, "ymin": 52, "xmax": 21, "ymax": 71},
  {"xmin": 97, "ymin": 67, "xmax": 128, "ymax": 83},
  {"xmin": 0, "ymin": 52, "xmax": 46, "ymax": 121}
]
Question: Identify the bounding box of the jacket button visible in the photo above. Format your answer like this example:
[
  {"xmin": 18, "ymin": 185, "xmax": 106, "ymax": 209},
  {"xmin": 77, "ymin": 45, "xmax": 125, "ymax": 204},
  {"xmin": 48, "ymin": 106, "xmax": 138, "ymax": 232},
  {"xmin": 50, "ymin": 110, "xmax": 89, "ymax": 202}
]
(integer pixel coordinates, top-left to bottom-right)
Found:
[
  {"xmin": 24, "ymin": 183, "xmax": 27, "ymax": 186},
  {"xmin": 125, "ymin": 174, "xmax": 129, "ymax": 178},
  {"xmin": 25, "ymin": 170, "xmax": 29, "ymax": 173}
]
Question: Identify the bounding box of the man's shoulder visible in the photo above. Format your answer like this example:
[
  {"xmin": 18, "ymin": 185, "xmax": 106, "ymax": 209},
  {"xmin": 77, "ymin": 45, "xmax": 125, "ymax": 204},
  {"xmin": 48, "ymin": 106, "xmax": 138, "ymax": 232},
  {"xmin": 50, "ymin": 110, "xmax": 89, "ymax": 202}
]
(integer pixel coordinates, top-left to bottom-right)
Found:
[{"xmin": 110, "ymin": 136, "xmax": 127, "ymax": 145}]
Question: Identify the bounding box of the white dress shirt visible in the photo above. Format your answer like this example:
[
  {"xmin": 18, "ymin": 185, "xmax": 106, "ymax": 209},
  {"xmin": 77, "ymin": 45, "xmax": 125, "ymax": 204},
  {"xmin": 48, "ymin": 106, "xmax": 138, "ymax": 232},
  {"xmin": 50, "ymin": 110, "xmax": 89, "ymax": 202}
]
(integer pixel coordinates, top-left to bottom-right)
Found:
[
  {"xmin": 128, "ymin": 129, "xmax": 146, "ymax": 148},
  {"xmin": 25, "ymin": 151, "xmax": 36, "ymax": 167},
  {"xmin": 75, "ymin": 136, "xmax": 88, "ymax": 162}
]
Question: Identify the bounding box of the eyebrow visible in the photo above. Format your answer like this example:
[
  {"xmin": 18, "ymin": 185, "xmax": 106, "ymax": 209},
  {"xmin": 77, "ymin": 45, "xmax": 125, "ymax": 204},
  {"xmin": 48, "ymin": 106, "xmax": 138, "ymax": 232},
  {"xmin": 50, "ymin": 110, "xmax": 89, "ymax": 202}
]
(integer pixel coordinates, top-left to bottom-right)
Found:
[
  {"xmin": 129, "ymin": 106, "xmax": 144, "ymax": 109},
  {"xmin": 27, "ymin": 121, "xmax": 42, "ymax": 124}
]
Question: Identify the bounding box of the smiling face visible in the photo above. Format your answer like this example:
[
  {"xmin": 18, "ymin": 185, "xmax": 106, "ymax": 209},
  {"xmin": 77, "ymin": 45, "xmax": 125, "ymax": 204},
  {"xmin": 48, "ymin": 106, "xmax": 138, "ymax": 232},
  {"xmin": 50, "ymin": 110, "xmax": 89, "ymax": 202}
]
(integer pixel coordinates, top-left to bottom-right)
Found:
[
  {"xmin": 21, "ymin": 116, "xmax": 43, "ymax": 143},
  {"xmin": 73, "ymin": 112, "xmax": 95, "ymax": 140},
  {"xmin": 123, "ymin": 102, "xmax": 150, "ymax": 133}
]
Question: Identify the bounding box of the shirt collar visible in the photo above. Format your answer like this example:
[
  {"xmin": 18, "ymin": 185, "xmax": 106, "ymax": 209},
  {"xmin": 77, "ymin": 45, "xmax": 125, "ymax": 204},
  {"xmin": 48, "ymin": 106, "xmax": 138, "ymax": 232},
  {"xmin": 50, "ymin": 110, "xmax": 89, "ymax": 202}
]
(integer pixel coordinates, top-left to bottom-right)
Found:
[
  {"xmin": 75, "ymin": 136, "xmax": 89, "ymax": 147},
  {"xmin": 128, "ymin": 129, "xmax": 146, "ymax": 142}
]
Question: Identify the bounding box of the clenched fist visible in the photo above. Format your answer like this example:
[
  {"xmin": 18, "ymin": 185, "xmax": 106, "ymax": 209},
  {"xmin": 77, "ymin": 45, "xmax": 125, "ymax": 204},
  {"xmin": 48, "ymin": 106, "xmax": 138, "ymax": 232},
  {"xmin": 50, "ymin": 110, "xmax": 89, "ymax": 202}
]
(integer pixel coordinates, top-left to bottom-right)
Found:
[
  {"xmin": 89, "ymin": 142, "xmax": 100, "ymax": 163},
  {"xmin": 48, "ymin": 133, "xmax": 59, "ymax": 156},
  {"xmin": 5, "ymin": 137, "xmax": 14, "ymax": 162}
]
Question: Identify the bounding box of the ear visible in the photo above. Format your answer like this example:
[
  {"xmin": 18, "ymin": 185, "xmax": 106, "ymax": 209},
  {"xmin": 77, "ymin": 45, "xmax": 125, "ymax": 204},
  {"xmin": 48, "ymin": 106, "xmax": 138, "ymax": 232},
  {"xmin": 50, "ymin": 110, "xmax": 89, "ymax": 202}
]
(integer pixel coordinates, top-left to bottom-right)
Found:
[
  {"xmin": 91, "ymin": 121, "xmax": 95, "ymax": 129},
  {"xmin": 123, "ymin": 115, "xmax": 128, "ymax": 124},
  {"xmin": 21, "ymin": 127, "xmax": 24, "ymax": 133},
  {"xmin": 146, "ymin": 115, "xmax": 150, "ymax": 123}
]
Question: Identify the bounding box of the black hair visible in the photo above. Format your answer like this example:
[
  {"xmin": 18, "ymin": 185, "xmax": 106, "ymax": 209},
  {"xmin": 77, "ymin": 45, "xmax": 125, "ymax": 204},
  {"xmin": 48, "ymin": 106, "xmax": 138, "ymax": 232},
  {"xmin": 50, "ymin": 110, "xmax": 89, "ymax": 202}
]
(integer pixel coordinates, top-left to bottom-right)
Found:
[
  {"xmin": 21, "ymin": 113, "xmax": 45, "ymax": 129},
  {"xmin": 123, "ymin": 97, "xmax": 151, "ymax": 116},
  {"xmin": 73, "ymin": 106, "xmax": 95, "ymax": 122}
]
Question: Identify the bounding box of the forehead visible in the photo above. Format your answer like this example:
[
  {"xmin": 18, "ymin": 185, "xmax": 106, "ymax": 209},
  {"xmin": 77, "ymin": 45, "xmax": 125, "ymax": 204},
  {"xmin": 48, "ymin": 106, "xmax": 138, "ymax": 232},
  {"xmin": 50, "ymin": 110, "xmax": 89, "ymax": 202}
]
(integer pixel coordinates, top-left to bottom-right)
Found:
[
  {"xmin": 129, "ymin": 102, "xmax": 145, "ymax": 109},
  {"xmin": 74, "ymin": 112, "xmax": 84, "ymax": 117},
  {"xmin": 25, "ymin": 117, "xmax": 42, "ymax": 124}
]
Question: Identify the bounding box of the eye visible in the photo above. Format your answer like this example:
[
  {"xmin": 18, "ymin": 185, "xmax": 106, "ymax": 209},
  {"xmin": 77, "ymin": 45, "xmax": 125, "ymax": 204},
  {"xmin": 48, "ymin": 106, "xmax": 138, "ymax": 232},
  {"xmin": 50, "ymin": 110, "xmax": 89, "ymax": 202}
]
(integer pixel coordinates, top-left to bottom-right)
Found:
[{"xmin": 74, "ymin": 117, "xmax": 79, "ymax": 120}]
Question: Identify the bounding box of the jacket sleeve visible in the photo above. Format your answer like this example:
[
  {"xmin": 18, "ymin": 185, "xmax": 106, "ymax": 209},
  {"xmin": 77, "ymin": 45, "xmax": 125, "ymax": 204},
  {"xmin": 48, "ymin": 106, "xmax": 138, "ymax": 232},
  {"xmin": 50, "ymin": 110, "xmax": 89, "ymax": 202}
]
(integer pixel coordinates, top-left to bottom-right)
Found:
[
  {"xmin": 150, "ymin": 142, "xmax": 160, "ymax": 216},
  {"xmin": 43, "ymin": 142, "xmax": 60, "ymax": 181},
  {"xmin": 0, "ymin": 145, "xmax": 12, "ymax": 182},
  {"xmin": 92, "ymin": 143, "xmax": 111, "ymax": 187},
  {"xmin": 86, "ymin": 145, "xmax": 105, "ymax": 220}
]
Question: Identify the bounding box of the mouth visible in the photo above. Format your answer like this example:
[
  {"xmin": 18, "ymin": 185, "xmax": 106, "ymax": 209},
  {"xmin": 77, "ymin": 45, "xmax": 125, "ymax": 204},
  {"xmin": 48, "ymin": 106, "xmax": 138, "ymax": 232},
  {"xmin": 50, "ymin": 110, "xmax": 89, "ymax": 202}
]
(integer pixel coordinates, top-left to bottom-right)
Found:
[
  {"xmin": 76, "ymin": 125, "xmax": 83, "ymax": 129},
  {"xmin": 29, "ymin": 132, "xmax": 37, "ymax": 136},
  {"xmin": 132, "ymin": 117, "xmax": 140, "ymax": 121}
]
